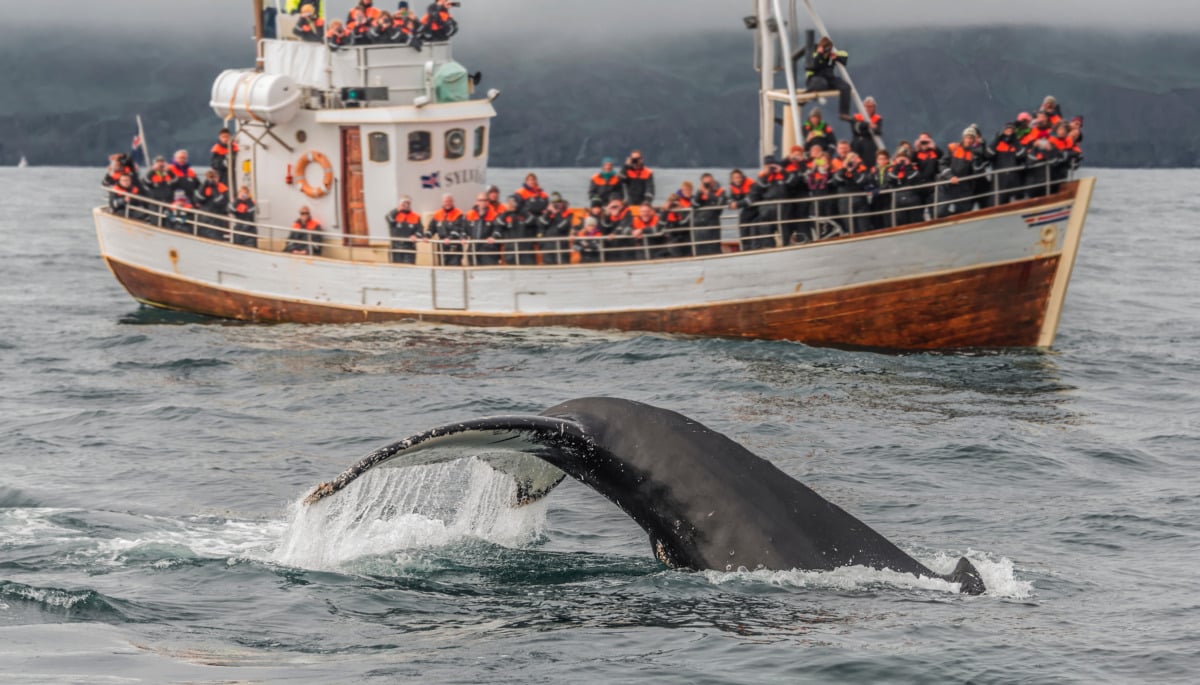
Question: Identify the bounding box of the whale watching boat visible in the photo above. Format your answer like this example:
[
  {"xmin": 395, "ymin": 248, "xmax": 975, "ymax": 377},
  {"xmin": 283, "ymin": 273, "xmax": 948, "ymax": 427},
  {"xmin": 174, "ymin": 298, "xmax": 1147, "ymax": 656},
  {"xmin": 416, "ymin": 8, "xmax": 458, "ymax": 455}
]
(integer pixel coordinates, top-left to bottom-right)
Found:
[{"xmin": 93, "ymin": 0, "xmax": 1093, "ymax": 350}]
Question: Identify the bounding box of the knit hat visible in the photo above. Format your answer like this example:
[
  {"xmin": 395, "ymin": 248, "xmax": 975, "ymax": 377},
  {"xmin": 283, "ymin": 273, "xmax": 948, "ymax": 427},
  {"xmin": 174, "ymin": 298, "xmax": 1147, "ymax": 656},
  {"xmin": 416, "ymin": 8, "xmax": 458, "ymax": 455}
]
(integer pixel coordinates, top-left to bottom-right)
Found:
[
  {"xmin": 790, "ymin": 145, "xmax": 803, "ymax": 155},
  {"xmin": 602, "ymin": 156, "xmax": 615, "ymax": 165},
  {"xmin": 763, "ymin": 154, "xmax": 779, "ymax": 166},
  {"xmin": 810, "ymin": 107, "xmax": 822, "ymax": 118},
  {"xmin": 1071, "ymin": 115, "xmax": 1084, "ymax": 126},
  {"xmin": 398, "ymin": 1, "xmax": 409, "ymax": 7},
  {"xmin": 550, "ymin": 192, "xmax": 563, "ymax": 203},
  {"xmin": 962, "ymin": 127, "xmax": 978, "ymax": 139},
  {"xmin": 1017, "ymin": 111, "xmax": 1032, "ymax": 123}
]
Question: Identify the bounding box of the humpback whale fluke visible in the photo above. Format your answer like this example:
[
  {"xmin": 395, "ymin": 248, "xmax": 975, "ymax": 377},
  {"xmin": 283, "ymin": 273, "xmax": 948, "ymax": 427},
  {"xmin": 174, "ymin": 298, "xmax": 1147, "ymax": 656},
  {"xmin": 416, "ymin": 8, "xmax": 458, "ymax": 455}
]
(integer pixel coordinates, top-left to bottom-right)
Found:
[{"xmin": 305, "ymin": 398, "xmax": 987, "ymax": 595}]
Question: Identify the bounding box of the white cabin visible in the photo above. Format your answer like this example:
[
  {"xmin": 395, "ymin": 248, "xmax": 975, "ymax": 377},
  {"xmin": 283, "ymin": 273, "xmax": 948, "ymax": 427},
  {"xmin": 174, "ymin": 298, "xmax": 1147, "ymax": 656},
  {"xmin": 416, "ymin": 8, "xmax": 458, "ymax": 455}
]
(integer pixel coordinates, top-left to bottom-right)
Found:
[{"xmin": 209, "ymin": 37, "xmax": 496, "ymax": 257}]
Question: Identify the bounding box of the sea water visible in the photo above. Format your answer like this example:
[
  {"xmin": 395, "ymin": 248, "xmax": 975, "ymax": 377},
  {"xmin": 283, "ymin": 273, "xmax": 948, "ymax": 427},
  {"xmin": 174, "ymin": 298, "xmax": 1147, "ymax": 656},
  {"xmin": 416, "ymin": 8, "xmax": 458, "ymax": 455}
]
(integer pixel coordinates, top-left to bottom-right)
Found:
[{"xmin": 0, "ymin": 168, "xmax": 1197, "ymax": 683}]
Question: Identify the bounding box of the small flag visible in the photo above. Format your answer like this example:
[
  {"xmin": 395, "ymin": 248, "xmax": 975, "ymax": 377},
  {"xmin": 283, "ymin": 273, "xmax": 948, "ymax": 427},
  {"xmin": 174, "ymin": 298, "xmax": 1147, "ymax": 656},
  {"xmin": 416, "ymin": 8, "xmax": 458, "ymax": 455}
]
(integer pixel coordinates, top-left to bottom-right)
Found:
[
  {"xmin": 130, "ymin": 133, "xmax": 145, "ymax": 167},
  {"xmin": 1022, "ymin": 206, "xmax": 1071, "ymax": 228},
  {"xmin": 421, "ymin": 172, "xmax": 441, "ymax": 189}
]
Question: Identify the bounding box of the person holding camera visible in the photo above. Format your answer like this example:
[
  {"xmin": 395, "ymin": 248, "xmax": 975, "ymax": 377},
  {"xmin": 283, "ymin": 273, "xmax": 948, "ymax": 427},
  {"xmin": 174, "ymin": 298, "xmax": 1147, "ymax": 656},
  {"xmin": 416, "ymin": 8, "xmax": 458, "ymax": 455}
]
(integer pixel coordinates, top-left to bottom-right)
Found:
[
  {"xmin": 421, "ymin": 0, "xmax": 459, "ymax": 42},
  {"xmin": 691, "ymin": 173, "xmax": 727, "ymax": 256},
  {"xmin": 804, "ymin": 36, "xmax": 852, "ymax": 121},
  {"xmin": 621, "ymin": 151, "xmax": 655, "ymax": 206}
]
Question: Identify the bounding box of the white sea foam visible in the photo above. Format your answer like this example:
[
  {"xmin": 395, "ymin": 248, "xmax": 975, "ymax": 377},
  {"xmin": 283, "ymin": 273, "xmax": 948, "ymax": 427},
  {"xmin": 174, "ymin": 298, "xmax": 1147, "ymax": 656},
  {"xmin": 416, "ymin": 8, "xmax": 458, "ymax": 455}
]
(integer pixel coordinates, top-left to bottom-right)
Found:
[
  {"xmin": 272, "ymin": 457, "xmax": 547, "ymax": 572},
  {"xmin": 702, "ymin": 551, "xmax": 1033, "ymax": 599}
]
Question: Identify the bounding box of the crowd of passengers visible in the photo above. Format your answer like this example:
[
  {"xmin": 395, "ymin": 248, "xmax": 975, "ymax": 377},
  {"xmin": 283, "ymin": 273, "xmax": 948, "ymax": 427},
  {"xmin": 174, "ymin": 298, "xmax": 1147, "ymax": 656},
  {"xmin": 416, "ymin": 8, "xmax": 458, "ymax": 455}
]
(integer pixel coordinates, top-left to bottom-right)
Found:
[
  {"xmin": 290, "ymin": 1, "xmax": 458, "ymax": 49},
  {"xmin": 104, "ymin": 30, "xmax": 1084, "ymax": 266}
]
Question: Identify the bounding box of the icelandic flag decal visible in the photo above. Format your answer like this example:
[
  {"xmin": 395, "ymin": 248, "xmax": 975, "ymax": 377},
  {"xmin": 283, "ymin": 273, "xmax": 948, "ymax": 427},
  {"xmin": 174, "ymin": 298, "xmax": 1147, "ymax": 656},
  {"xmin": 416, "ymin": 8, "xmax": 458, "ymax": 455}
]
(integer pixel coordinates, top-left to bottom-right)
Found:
[
  {"xmin": 421, "ymin": 172, "xmax": 441, "ymax": 189},
  {"xmin": 1022, "ymin": 206, "xmax": 1072, "ymax": 228}
]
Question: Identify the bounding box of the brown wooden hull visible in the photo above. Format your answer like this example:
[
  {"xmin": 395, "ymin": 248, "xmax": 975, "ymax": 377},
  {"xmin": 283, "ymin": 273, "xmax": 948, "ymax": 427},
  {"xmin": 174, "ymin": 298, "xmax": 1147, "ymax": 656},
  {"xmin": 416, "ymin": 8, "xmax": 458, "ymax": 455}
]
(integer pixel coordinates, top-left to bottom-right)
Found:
[{"xmin": 106, "ymin": 255, "xmax": 1060, "ymax": 350}]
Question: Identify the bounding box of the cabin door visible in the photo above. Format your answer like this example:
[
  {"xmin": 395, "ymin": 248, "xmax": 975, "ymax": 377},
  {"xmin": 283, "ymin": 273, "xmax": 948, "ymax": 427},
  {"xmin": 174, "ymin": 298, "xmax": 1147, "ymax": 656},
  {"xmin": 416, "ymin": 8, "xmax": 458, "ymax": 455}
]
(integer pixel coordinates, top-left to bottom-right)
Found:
[{"xmin": 341, "ymin": 127, "xmax": 369, "ymax": 247}]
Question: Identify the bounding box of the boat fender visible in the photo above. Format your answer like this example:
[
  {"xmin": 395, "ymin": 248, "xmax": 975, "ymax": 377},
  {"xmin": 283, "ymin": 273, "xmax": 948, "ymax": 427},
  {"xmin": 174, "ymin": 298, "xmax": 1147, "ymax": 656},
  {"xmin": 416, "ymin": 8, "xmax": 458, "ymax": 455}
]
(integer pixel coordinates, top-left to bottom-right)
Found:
[{"xmin": 296, "ymin": 152, "xmax": 333, "ymax": 199}]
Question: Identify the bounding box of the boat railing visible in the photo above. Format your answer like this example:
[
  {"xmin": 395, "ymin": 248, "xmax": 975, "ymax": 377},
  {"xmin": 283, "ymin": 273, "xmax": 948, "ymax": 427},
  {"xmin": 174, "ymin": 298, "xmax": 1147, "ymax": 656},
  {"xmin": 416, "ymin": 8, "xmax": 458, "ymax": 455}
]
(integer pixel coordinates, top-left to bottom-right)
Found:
[{"xmin": 101, "ymin": 159, "xmax": 1073, "ymax": 267}]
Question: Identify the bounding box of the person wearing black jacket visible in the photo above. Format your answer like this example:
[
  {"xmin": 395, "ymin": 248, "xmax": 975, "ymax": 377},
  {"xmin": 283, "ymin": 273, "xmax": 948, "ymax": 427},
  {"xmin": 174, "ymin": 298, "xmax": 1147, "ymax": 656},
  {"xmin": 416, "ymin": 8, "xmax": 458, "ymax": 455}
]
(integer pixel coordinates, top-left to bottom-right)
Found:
[
  {"xmin": 196, "ymin": 170, "xmax": 231, "ymax": 241},
  {"xmin": 692, "ymin": 173, "xmax": 727, "ymax": 256},
  {"xmin": 992, "ymin": 123, "xmax": 1026, "ymax": 205},
  {"xmin": 939, "ymin": 129, "xmax": 991, "ymax": 217},
  {"xmin": 495, "ymin": 196, "xmax": 525, "ymax": 266},
  {"xmin": 621, "ymin": 151, "xmax": 655, "ymax": 206},
  {"xmin": 537, "ymin": 193, "xmax": 573, "ymax": 265},
  {"xmin": 142, "ymin": 156, "xmax": 174, "ymax": 223},
  {"xmin": 293, "ymin": 5, "xmax": 325, "ymax": 42},
  {"xmin": 428, "ymin": 194, "xmax": 466, "ymax": 266},
  {"xmin": 229, "ymin": 187, "xmax": 258, "ymax": 247},
  {"xmin": 385, "ymin": 196, "xmax": 424, "ymax": 263},
  {"xmin": 851, "ymin": 96, "xmax": 883, "ymax": 163},
  {"xmin": 804, "ymin": 37, "xmax": 852, "ymax": 120},
  {"xmin": 749, "ymin": 155, "xmax": 789, "ymax": 250},
  {"xmin": 108, "ymin": 174, "xmax": 146, "ymax": 221},
  {"xmin": 831, "ymin": 152, "xmax": 874, "ymax": 234},
  {"xmin": 210, "ymin": 128, "xmax": 238, "ymax": 186},
  {"xmin": 912, "ymin": 133, "xmax": 942, "ymax": 217},
  {"xmin": 464, "ymin": 193, "xmax": 503, "ymax": 266},
  {"xmin": 886, "ymin": 151, "xmax": 923, "ymax": 226},
  {"xmin": 728, "ymin": 169, "xmax": 756, "ymax": 251}
]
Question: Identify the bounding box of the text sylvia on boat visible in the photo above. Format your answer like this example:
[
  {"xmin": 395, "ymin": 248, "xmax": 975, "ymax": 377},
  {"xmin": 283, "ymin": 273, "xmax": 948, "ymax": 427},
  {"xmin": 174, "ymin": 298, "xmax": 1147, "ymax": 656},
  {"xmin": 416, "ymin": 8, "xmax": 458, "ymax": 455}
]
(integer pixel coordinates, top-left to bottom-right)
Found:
[{"xmin": 93, "ymin": 0, "xmax": 1093, "ymax": 350}]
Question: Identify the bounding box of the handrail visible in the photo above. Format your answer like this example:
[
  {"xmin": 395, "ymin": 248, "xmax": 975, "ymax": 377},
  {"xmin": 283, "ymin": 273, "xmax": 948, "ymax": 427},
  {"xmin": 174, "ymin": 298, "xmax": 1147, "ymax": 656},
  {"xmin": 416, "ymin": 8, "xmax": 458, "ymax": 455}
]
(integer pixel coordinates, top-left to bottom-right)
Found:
[{"xmin": 100, "ymin": 158, "xmax": 1076, "ymax": 268}]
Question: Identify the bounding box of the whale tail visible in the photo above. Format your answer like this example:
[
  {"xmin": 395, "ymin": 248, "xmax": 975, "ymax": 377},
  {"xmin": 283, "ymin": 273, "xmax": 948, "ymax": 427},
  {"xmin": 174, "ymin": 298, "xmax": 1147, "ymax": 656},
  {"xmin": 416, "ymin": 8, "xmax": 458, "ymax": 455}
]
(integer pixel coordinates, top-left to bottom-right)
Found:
[{"xmin": 947, "ymin": 557, "xmax": 986, "ymax": 595}]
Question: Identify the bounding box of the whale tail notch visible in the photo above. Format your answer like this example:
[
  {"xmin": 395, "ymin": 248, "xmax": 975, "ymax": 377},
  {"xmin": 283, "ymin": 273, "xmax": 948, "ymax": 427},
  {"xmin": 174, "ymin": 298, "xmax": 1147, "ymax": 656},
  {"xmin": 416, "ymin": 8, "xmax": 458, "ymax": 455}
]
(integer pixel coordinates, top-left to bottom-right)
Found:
[{"xmin": 947, "ymin": 557, "xmax": 986, "ymax": 595}]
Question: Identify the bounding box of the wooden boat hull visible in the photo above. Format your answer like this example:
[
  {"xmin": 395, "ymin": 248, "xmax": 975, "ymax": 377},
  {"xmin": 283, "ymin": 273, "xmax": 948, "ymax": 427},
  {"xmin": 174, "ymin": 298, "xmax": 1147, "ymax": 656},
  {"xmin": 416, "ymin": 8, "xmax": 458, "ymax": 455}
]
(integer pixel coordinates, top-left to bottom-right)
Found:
[{"xmin": 95, "ymin": 178, "xmax": 1092, "ymax": 350}]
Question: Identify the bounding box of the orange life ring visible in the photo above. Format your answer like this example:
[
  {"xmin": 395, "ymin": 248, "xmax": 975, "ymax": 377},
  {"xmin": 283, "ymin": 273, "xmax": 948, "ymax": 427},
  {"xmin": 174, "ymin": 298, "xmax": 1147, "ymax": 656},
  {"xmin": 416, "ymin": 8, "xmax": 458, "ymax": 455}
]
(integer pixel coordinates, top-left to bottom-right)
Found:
[{"xmin": 296, "ymin": 151, "xmax": 334, "ymax": 199}]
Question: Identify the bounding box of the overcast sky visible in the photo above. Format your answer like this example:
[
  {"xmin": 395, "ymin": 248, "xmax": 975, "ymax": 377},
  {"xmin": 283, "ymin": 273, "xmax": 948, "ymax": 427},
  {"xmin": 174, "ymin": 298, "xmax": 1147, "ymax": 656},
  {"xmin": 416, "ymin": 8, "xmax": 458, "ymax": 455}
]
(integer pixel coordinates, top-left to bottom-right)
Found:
[{"xmin": 14, "ymin": 0, "xmax": 1200, "ymax": 32}]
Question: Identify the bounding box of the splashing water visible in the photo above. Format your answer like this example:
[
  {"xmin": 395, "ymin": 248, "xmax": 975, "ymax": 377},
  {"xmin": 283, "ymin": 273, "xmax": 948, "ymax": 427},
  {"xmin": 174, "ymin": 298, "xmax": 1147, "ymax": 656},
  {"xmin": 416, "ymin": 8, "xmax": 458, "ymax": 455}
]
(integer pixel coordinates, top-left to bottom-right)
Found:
[{"xmin": 273, "ymin": 457, "xmax": 548, "ymax": 572}]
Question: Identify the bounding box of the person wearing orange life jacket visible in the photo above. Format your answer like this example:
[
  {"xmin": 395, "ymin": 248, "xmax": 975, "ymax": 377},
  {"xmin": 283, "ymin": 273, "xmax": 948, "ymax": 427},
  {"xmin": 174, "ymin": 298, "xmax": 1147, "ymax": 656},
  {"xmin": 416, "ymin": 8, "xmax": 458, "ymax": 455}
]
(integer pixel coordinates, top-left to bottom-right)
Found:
[
  {"xmin": 661, "ymin": 183, "xmax": 695, "ymax": 258},
  {"xmin": 166, "ymin": 149, "xmax": 200, "ymax": 201},
  {"xmin": 886, "ymin": 149, "xmax": 923, "ymax": 226},
  {"xmin": 1038, "ymin": 95, "xmax": 1063, "ymax": 126},
  {"xmin": 851, "ymin": 96, "xmax": 883, "ymax": 162},
  {"xmin": 621, "ymin": 203, "xmax": 664, "ymax": 261},
  {"xmin": 368, "ymin": 12, "xmax": 402, "ymax": 44},
  {"xmin": 803, "ymin": 146, "xmax": 836, "ymax": 240},
  {"xmin": 392, "ymin": 6, "xmax": 424, "ymax": 50},
  {"xmin": 599, "ymin": 199, "xmax": 632, "ymax": 261},
  {"xmin": 354, "ymin": 0, "xmax": 383, "ymax": 22},
  {"xmin": 588, "ymin": 157, "xmax": 624, "ymax": 207},
  {"xmin": 428, "ymin": 193, "xmax": 466, "ymax": 265},
  {"xmin": 536, "ymin": 192, "xmax": 574, "ymax": 265},
  {"xmin": 326, "ymin": 20, "xmax": 351, "ymax": 48},
  {"xmin": 911, "ymin": 132, "xmax": 943, "ymax": 216},
  {"xmin": 293, "ymin": 4, "xmax": 325, "ymax": 42},
  {"xmin": 346, "ymin": 9, "xmax": 372, "ymax": 44},
  {"xmin": 727, "ymin": 168, "xmax": 757, "ymax": 251},
  {"xmin": 495, "ymin": 195, "xmax": 525, "ymax": 266},
  {"xmin": 573, "ymin": 216, "xmax": 603, "ymax": 263},
  {"xmin": 749, "ymin": 155, "xmax": 789, "ymax": 250},
  {"xmin": 1020, "ymin": 111, "xmax": 1053, "ymax": 148},
  {"xmin": 196, "ymin": 169, "xmax": 232, "ymax": 241},
  {"xmin": 1013, "ymin": 111, "xmax": 1034, "ymax": 141},
  {"xmin": 511, "ymin": 173, "xmax": 548, "ymax": 265},
  {"xmin": 464, "ymin": 192, "xmax": 503, "ymax": 266},
  {"xmin": 108, "ymin": 174, "xmax": 145, "ymax": 221},
  {"xmin": 142, "ymin": 156, "xmax": 174, "ymax": 214},
  {"xmin": 285, "ymin": 206, "xmax": 324, "ymax": 256},
  {"xmin": 804, "ymin": 36, "xmax": 853, "ymax": 120},
  {"xmin": 483, "ymin": 184, "xmax": 502, "ymax": 214},
  {"xmin": 691, "ymin": 173, "xmax": 727, "ymax": 255},
  {"xmin": 1047, "ymin": 121, "xmax": 1082, "ymax": 192},
  {"xmin": 831, "ymin": 152, "xmax": 873, "ymax": 235},
  {"xmin": 420, "ymin": 0, "xmax": 458, "ymax": 42},
  {"xmin": 938, "ymin": 128, "xmax": 990, "ymax": 217},
  {"xmin": 210, "ymin": 128, "xmax": 239, "ymax": 186},
  {"xmin": 992, "ymin": 122, "xmax": 1027, "ymax": 204},
  {"xmin": 228, "ymin": 187, "xmax": 258, "ymax": 247},
  {"xmin": 385, "ymin": 196, "xmax": 424, "ymax": 263},
  {"xmin": 165, "ymin": 190, "xmax": 195, "ymax": 232},
  {"xmin": 778, "ymin": 147, "xmax": 811, "ymax": 245},
  {"xmin": 803, "ymin": 107, "xmax": 836, "ymax": 155},
  {"xmin": 621, "ymin": 151, "xmax": 655, "ymax": 207}
]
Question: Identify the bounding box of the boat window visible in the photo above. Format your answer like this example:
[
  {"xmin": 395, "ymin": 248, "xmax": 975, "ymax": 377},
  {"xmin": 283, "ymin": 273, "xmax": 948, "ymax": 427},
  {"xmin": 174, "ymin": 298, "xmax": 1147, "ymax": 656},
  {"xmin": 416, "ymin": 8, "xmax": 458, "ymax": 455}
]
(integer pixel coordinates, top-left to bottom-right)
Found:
[
  {"xmin": 368, "ymin": 132, "xmax": 389, "ymax": 163},
  {"xmin": 445, "ymin": 128, "xmax": 466, "ymax": 160},
  {"xmin": 474, "ymin": 126, "xmax": 486, "ymax": 158},
  {"xmin": 408, "ymin": 131, "xmax": 431, "ymax": 162}
]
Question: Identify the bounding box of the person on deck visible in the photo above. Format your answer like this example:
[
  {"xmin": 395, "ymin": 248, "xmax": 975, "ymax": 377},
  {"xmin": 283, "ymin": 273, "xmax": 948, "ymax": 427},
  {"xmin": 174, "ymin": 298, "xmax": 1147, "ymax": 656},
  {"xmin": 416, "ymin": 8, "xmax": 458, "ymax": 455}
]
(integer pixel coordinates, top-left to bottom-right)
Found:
[
  {"xmin": 851, "ymin": 96, "xmax": 883, "ymax": 163},
  {"xmin": 804, "ymin": 36, "xmax": 852, "ymax": 121},
  {"xmin": 1048, "ymin": 121, "xmax": 1082, "ymax": 189},
  {"xmin": 196, "ymin": 169, "xmax": 231, "ymax": 240},
  {"xmin": 346, "ymin": 9, "xmax": 373, "ymax": 43},
  {"xmin": 421, "ymin": 0, "xmax": 458, "ymax": 42},
  {"xmin": 599, "ymin": 200, "xmax": 632, "ymax": 261},
  {"xmin": 728, "ymin": 168, "xmax": 756, "ymax": 251},
  {"xmin": 385, "ymin": 196, "xmax": 424, "ymax": 263},
  {"xmin": 210, "ymin": 128, "xmax": 239, "ymax": 186},
  {"xmin": 940, "ymin": 128, "xmax": 990, "ymax": 217},
  {"xmin": 108, "ymin": 174, "xmax": 144, "ymax": 220},
  {"xmin": 464, "ymin": 193, "xmax": 503, "ymax": 266},
  {"xmin": 428, "ymin": 193, "xmax": 466, "ymax": 266},
  {"xmin": 803, "ymin": 108, "xmax": 836, "ymax": 155},
  {"xmin": 537, "ymin": 192, "xmax": 573, "ymax": 265},
  {"xmin": 621, "ymin": 151, "xmax": 655, "ymax": 206},
  {"xmin": 354, "ymin": 0, "xmax": 383, "ymax": 21},
  {"xmin": 326, "ymin": 20, "xmax": 351, "ymax": 48},
  {"xmin": 661, "ymin": 184, "xmax": 694, "ymax": 258},
  {"xmin": 166, "ymin": 150, "xmax": 200, "ymax": 202},
  {"xmin": 368, "ymin": 12, "xmax": 401, "ymax": 44},
  {"xmin": 229, "ymin": 187, "xmax": 258, "ymax": 247},
  {"xmin": 574, "ymin": 216, "xmax": 603, "ymax": 264},
  {"xmin": 495, "ymin": 195, "xmax": 525, "ymax": 265},
  {"xmin": 886, "ymin": 150, "xmax": 923, "ymax": 226},
  {"xmin": 749, "ymin": 155, "xmax": 789, "ymax": 249},
  {"xmin": 831, "ymin": 151, "xmax": 873, "ymax": 234},
  {"xmin": 166, "ymin": 190, "xmax": 196, "ymax": 233},
  {"xmin": 912, "ymin": 133, "xmax": 943, "ymax": 218},
  {"xmin": 293, "ymin": 4, "xmax": 325, "ymax": 42},
  {"xmin": 992, "ymin": 122, "xmax": 1027, "ymax": 204},
  {"xmin": 1021, "ymin": 111, "xmax": 1053, "ymax": 148},
  {"xmin": 830, "ymin": 139, "xmax": 852, "ymax": 172},
  {"xmin": 513, "ymin": 173, "xmax": 549, "ymax": 265},
  {"xmin": 868, "ymin": 150, "xmax": 892, "ymax": 231},
  {"xmin": 1014, "ymin": 111, "xmax": 1033, "ymax": 141},
  {"xmin": 589, "ymin": 157, "xmax": 624, "ymax": 207},
  {"xmin": 1039, "ymin": 95, "xmax": 1063, "ymax": 126},
  {"xmin": 691, "ymin": 172, "xmax": 727, "ymax": 256},
  {"xmin": 142, "ymin": 156, "xmax": 174, "ymax": 214},
  {"xmin": 485, "ymin": 185, "xmax": 503, "ymax": 214},
  {"xmin": 804, "ymin": 147, "xmax": 835, "ymax": 237},
  {"xmin": 628, "ymin": 202, "xmax": 665, "ymax": 261},
  {"xmin": 393, "ymin": 6, "xmax": 423, "ymax": 49},
  {"xmin": 285, "ymin": 206, "xmax": 323, "ymax": 256}
]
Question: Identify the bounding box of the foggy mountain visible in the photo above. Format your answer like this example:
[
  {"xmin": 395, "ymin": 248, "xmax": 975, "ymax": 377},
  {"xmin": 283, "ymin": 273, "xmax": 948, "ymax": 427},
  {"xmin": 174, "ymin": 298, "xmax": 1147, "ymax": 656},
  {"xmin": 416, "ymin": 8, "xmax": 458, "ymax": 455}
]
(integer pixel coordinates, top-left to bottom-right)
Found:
[{"xmin": 1, "ymin": 26, "xmax": 1197, "ymax": 169}]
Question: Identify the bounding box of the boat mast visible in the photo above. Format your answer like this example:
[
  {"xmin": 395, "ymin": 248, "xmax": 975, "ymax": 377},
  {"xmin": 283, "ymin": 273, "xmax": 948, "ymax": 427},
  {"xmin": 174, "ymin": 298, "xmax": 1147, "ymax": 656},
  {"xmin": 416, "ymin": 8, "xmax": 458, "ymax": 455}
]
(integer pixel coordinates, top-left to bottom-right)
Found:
[
  {"xmin": 754, "ymin": 0, "xmax": 805, "ymax": 160},
  {"xmin": 253, "ymin": 0, "xmax": 265, "ymax": 70},
  {"xmin": 756, "ymin": 0, "xmax": 775, "ymax": 161}
]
